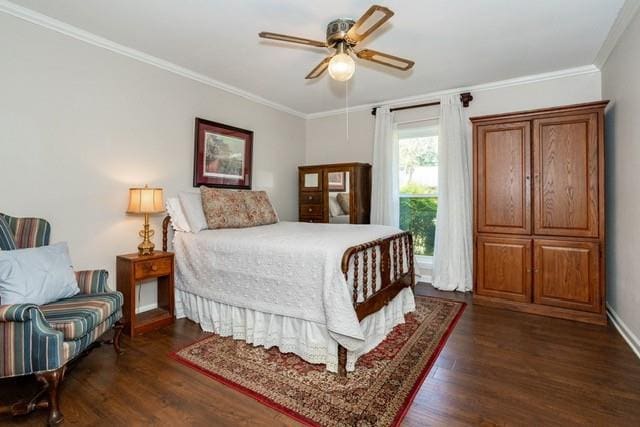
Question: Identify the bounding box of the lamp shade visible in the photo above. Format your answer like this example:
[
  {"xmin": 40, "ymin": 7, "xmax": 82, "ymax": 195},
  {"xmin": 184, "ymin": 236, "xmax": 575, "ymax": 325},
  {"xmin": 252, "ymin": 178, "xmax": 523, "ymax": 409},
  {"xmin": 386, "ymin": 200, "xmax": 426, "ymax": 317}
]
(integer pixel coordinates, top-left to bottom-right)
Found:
[{"xmin": 127, "ymin": 186, "xmax": 164, "ymax": 214}]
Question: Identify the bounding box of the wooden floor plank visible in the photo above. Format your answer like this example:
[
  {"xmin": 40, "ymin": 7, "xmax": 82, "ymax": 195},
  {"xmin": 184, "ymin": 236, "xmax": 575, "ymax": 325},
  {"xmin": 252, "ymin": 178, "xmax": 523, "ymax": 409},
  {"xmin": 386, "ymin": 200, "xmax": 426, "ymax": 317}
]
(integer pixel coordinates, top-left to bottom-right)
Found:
[{"xmin": 1, "ymin": 284, "xmax": 640, "ymax": 426}]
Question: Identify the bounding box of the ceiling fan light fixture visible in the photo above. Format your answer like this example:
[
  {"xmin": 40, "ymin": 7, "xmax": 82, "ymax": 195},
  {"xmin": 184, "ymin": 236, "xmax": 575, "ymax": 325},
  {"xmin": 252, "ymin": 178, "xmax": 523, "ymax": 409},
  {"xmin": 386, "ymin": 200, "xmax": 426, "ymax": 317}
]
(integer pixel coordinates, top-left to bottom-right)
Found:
[
  {"xmin": 328, "ymin": 52, "xmax": 355, "ymax": 82},
  {"xmin": 259, "ymin": 5, "xmax": 414, "ymax": 81}
]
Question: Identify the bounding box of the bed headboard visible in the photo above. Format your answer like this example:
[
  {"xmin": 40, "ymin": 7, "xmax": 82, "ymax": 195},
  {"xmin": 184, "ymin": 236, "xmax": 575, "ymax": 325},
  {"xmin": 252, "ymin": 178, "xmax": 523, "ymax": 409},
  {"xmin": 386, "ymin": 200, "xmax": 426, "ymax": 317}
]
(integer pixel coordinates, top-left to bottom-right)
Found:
[{"xmin": 162, "ymin": 215, "xmax": 171, "ymax": 252}]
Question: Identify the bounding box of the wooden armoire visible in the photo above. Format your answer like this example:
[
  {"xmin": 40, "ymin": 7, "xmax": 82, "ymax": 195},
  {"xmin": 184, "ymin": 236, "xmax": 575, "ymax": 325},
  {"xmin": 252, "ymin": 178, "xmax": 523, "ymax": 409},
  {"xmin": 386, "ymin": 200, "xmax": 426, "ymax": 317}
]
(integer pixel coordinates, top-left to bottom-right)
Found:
[
  {"xmin": 298, "ymin": 163, "xmax": 371, "ymax": 224},
  {"xmin": 471, "ymin": 101, "xmax": 608, "ymax": 325}
]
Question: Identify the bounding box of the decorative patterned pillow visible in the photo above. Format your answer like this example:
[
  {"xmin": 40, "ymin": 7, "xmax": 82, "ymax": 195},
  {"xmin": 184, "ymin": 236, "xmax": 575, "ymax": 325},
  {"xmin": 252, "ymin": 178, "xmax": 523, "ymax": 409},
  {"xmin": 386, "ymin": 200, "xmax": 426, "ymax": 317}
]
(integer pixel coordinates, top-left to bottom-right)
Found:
[
  {"xmin": 243, "ymin": 191, "xmax": 278, "ymax": 226},
  {"xmin": 336, "ymin": 192, "xmax": 350, "ymax": 215},
  {"xmin": 0, "ymin": 216, "xmax": 16, "ymax": 251},
  {"xmin": 200, "ymin": 187, "xmax": 252, "ymax": 229}
]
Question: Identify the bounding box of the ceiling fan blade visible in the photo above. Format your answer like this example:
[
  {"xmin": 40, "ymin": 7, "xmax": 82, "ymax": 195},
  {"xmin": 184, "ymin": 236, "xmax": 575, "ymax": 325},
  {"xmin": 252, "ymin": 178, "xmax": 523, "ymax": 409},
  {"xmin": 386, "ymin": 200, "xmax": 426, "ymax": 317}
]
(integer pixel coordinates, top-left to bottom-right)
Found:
[
  {"xmin": 346, "ymin": 5, "xmax": 394, "ymax": 44},
  {"xmin": 356, "ymin": 49, "xmax": 414, "ymax": 71},
  {"xmin": 259, "ymin": 32, "xmax": 327, "ymax": 48},
  {"xmin": 305, "ymin": 56, "xmax": 332, "ymax": 79}
]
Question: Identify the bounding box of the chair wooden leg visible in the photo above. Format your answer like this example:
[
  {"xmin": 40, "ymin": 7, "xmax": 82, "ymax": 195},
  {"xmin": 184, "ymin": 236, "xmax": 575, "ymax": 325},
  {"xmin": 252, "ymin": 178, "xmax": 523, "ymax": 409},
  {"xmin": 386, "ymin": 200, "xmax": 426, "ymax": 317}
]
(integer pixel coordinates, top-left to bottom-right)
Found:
[
  {"xmin": 0, "ymin": 385, "xmax": 48, "ymax": 417},
  {"xmin": 112, "ymin": 320, "xmax": 124, "ymax": 355},
  {"xmin": 35, "ymin": 365, "xmax": 65, "ymax": 426},
  {"xmin": 103, "ymin": 320, "xmax": 124, "ymax": 355}
]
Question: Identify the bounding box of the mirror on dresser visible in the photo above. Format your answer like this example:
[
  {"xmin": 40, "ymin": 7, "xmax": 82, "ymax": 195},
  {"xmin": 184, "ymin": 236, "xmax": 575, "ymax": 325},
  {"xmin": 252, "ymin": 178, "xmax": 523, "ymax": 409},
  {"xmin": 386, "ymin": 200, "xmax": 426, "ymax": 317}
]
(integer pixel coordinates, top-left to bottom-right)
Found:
[
  {"xmin": 327, "ymin": 171, "xmax": 351, "ymax": 224},
  {"xmin": 298, "ymin": 163, "xmax": 371, "ymax": 224}
]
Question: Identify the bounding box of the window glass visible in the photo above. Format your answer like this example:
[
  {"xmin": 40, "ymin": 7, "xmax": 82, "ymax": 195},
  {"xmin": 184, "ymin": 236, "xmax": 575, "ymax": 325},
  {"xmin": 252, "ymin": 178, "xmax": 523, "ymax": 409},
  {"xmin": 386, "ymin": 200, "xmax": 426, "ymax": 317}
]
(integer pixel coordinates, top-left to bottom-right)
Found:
[{"xmin": 398, "ymin": 122, "xmax": 439, "ymax": 257}]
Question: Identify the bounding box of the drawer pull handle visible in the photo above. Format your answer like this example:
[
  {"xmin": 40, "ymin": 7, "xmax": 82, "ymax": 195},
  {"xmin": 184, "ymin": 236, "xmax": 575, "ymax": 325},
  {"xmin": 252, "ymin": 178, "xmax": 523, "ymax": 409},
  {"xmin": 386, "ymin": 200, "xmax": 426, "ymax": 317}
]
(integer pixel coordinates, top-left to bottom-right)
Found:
[
  {"xmin": 308, "ymin": 208, "xmax": 312, "ymax": 212},
  {"xmin": 308, "ymin": 196, "xmax": 313, "ymax": 200},
  {"xmin": 151, "ymin": 264, "xmax": 158, "ymax": 271}
]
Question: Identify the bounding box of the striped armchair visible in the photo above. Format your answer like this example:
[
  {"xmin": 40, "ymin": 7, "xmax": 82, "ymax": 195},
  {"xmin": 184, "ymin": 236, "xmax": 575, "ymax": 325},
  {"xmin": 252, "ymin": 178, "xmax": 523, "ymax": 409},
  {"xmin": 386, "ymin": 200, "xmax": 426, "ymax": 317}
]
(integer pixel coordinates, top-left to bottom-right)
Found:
[{"xmin": 0, "ymin": 213, "xmax": 124, "ymax": 425}]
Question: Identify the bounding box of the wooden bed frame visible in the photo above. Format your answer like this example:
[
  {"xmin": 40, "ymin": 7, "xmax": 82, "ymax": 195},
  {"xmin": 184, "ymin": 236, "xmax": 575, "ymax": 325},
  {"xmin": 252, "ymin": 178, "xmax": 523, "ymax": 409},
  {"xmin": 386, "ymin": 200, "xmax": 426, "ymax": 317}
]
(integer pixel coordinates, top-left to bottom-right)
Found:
[{"xmin": 162, "ymin": 216, "xmax": 415, "ymax": 377}]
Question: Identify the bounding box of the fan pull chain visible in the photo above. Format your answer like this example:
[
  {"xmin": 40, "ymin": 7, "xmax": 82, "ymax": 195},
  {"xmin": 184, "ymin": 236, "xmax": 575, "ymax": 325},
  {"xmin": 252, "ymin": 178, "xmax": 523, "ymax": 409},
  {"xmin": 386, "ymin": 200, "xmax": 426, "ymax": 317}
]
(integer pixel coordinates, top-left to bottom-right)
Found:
[{"xmin": 345, "ymin": 78, "xmax": 350, "ymax": 144}]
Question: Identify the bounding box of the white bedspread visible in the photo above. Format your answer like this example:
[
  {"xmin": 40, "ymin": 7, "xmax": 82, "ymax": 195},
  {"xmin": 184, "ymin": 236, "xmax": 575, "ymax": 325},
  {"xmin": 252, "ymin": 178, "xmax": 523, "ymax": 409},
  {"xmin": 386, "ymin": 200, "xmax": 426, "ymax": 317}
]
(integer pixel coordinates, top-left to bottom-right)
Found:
[{"xmin": 173, "ymin": 221, "xmax": 408, "ymax": 351}]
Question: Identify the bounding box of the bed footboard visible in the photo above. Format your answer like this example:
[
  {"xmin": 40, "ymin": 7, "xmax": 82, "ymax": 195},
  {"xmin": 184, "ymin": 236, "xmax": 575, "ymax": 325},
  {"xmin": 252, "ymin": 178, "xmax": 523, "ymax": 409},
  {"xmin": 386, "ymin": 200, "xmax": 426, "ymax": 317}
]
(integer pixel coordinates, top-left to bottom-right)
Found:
[{"xmin": 337, "ymin": 231, "xmax": 415, "ymax": 376}]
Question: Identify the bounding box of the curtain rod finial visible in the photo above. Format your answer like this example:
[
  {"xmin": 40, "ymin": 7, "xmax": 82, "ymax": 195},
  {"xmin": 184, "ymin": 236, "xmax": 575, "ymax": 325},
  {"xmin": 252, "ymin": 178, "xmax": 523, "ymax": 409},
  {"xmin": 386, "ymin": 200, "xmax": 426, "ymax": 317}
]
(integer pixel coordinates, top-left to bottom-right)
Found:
[{"xmin": 460, "ymin": 92, "xmax": 473, "ymax": 108}]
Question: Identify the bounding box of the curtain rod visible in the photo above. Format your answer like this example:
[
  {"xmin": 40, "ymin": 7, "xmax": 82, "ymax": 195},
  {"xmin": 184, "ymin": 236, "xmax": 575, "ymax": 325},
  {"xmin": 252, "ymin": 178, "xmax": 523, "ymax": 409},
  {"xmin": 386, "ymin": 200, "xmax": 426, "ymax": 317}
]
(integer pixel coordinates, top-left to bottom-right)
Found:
[{"xmin": 371, "ymin": 92, "xmax": 473, "ymax": 116}]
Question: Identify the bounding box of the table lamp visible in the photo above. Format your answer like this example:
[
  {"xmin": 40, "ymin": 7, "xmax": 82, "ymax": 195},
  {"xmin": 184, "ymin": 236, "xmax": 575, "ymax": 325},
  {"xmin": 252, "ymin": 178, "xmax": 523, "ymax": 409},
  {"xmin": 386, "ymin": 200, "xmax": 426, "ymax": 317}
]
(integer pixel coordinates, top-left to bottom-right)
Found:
[{"xmin": 126, "ymin": 185, "xmax": 165, "ymax": 255}]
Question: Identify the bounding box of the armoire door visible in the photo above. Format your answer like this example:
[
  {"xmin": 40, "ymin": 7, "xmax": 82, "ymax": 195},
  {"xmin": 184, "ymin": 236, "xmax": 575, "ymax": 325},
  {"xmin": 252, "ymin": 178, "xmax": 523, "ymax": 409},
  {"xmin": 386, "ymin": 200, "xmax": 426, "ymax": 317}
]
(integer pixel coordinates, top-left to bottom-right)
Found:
[
  {"xmin": 533, "ymin": 113, "xmax": 599, "ymax": 237},
  {"xmin": 476, "ymin": 121, "xmax": 531, "ymax": 235},
  {"xmin": 476, "ymin": 236, "xmax": 532, "ymax": 302},
  {"xmin": 533, "ymin": 240, "xmax": 600, "ymax": 312}
]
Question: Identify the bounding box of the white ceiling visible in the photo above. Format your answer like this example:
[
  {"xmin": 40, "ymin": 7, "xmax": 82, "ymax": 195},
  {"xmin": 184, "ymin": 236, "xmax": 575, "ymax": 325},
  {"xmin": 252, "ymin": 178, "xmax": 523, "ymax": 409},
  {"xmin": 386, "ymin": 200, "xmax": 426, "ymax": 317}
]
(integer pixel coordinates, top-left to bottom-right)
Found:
[{"xmin": 8, "ymin": 0, "xmax": 624, "ymax": 115}]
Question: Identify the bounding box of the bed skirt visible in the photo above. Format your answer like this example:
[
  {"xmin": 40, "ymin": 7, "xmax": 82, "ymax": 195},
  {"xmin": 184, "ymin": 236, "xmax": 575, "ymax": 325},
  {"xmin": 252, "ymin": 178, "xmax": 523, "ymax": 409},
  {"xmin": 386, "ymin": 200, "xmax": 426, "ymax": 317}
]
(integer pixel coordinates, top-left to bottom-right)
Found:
[{"xmin": 175, "ymin": 287, "xmax": 416, "ymax": 372}]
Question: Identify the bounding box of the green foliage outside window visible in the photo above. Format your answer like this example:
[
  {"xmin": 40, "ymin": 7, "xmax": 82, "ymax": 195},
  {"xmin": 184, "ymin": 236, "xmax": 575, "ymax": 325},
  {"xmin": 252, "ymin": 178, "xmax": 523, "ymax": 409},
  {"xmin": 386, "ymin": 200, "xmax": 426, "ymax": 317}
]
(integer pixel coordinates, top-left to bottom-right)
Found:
[
  {"xmin": 400, "ymin": 182, "xmax": 437, "ymax": 196},
  {"xmin": 400, "ymin": 197, "xmax": 437, "ymax": 256},
  {"xmin": 400, "ymin": 181, "xmax": 437, "ymax": 256}
]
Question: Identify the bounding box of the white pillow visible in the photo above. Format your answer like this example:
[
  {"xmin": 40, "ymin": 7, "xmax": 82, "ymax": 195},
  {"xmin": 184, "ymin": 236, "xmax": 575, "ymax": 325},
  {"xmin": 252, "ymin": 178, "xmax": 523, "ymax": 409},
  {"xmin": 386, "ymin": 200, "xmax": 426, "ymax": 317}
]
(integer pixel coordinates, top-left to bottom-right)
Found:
[
  {"xmin": 178, "ymin": 191, "xmax": 208, "ymax": 232},
  {"xmin": 166, "ymin": 197, "xmax": 191, "ymax": 232},
  {"xmin": 328, "ymin": 194, "xmax": 343, "ymax": 217},
  {"xmin": 0, "ymin": 242, "xmax": 80, "ymax": 306}
]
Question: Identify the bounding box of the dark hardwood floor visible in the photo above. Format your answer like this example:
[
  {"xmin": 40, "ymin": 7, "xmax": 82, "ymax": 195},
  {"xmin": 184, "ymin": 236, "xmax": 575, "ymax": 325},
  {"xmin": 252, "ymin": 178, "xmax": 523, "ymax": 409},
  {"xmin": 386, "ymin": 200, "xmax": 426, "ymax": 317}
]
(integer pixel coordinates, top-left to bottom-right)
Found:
[{"xmin": 2, "ymin": 284, "xmax": 640, "ymax": 426}]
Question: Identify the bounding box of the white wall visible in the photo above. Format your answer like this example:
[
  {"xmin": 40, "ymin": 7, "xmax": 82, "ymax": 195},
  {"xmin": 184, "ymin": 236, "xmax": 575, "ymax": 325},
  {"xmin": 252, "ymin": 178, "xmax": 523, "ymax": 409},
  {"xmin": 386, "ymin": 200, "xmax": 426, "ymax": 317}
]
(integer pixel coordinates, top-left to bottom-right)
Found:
[
  {"xmin": 601, "ymin": 9, "xmax": 640, "ymax": 351},
  {"xmin": 0, "ymin": 14, "xmax": 306, "ymax": 308},
  {"xmin": 305, "ymin": 72, "xmax": 602, "ymax": 165}
]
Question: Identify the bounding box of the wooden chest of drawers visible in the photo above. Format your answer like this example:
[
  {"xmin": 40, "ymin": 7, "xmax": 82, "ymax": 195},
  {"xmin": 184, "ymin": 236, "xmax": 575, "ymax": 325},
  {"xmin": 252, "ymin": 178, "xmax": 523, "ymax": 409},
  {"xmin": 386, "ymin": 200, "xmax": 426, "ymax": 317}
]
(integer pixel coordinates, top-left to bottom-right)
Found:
[{"xmin": 298, "ymin": 163, "xmax": 371, "ymax": 224}]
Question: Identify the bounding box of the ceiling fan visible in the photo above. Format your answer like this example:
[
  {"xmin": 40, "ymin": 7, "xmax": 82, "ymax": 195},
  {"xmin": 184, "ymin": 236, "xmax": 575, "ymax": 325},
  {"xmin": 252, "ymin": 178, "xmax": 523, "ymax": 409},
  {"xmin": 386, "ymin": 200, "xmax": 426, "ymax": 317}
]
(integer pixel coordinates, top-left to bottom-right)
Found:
[{"xmin": 258, "ymin": 5, "xmax": 414, "ymax": 82}]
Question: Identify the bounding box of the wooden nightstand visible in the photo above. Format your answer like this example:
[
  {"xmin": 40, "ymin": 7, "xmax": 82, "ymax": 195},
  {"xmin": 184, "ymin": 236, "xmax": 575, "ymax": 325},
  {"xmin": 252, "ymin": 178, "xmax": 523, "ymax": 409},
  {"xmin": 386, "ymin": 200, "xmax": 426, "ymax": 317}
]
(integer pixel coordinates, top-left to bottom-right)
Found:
[{"xmin": 116, "ymin": 251, "xmax": 175, "ymax": 337}]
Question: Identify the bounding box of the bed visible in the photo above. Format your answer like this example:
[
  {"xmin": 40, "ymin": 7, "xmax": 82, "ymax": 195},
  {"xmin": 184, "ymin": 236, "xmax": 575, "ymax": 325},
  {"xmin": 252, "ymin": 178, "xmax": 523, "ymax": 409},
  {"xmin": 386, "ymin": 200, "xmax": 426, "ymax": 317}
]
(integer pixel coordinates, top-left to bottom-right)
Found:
[{"xmin": 162, "ymin": 217, "xmax": 415, "ymax": 376}]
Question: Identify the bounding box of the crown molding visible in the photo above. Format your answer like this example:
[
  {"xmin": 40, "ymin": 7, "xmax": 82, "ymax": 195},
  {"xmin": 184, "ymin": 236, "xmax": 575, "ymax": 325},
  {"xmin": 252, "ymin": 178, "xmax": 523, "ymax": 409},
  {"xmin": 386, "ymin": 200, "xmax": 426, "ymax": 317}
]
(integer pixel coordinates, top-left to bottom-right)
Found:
[
  {"xmin": 306, "ymin": 65, "xmax": 601, "ymax": 119},
  {"xmin": 594, "ymin": 0, "xmax": 640, "ymax": 69},
  {"xmin": 0, "ymin": 0, "xmax": 307, "ymax": 119}
]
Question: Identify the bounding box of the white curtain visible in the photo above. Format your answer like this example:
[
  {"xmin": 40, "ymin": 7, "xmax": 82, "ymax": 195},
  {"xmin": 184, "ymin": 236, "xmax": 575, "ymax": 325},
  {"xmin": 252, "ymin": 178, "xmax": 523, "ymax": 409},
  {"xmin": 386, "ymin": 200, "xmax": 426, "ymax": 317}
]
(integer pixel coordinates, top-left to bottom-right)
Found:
[
  {"xmin": 371, "ymin": 106, "xmax": 399, "ymax": 226},
  {"xmin": 432, "ymin": 95, "xmax": 473, "ymax": 292}
]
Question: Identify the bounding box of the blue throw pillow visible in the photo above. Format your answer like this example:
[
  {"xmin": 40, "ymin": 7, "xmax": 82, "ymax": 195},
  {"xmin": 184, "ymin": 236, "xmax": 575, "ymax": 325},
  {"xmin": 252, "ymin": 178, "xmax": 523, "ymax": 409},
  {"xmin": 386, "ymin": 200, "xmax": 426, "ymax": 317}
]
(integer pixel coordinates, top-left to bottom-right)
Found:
[
  {"xmin": 0, "ymin": 216, "xmax": 16, "ymax": 251},
  {"xmin": 0, "ymin": 242, "xmax": 80, "ymax": 305}
]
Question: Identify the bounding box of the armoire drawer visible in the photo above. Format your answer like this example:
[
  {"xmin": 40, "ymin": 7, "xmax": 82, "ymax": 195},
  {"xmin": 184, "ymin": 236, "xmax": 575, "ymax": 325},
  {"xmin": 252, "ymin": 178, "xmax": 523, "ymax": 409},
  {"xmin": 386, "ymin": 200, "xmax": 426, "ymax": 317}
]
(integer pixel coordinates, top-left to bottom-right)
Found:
[
  {"xmin": 300, "ymin": 204, "xmax": 323, "ymax": 218},
  {"xmin": 300, "ymin": 192, "xmax": 322, "ymax": 204}
]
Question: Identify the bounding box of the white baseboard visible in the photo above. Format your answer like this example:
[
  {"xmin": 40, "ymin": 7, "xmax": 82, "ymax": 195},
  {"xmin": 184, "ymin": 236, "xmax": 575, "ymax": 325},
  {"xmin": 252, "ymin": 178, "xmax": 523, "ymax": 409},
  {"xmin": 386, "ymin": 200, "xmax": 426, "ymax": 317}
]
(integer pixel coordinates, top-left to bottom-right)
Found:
[
  {"xmin": 607, "ymin": 302, "xmax": 640, "ymax": 360},
  {"xmin": 135, "ymin": 303, "xmax": 158, "ymax": 314},
  {"xmin": 415, "ymin": 259, "xmax": 432, "ymax": 285},
  {"xmin": 417, "ymin": 274, "xmax": 432, "ymax": 284}
]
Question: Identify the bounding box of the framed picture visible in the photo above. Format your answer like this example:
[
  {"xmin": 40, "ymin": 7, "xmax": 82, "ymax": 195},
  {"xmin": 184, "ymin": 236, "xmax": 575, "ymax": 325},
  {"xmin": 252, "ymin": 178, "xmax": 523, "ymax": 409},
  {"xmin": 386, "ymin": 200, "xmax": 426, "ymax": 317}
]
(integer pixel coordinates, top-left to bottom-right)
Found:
[
  {"xmin": 193, "ymin": 118, "xmax": 253, "ymax": 189},
  {"xmin": 328, "ymin": 171, "xmax": 346, "ymax": 191}
]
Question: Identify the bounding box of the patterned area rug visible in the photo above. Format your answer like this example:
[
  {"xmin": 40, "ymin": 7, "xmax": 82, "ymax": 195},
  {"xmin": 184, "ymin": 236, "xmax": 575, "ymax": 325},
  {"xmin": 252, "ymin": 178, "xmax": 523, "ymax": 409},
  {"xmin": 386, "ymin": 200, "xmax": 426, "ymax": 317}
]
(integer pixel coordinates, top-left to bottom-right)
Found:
[{"xmin": 170, "ymin": 296, "xmax": 465, "ymax": 427}]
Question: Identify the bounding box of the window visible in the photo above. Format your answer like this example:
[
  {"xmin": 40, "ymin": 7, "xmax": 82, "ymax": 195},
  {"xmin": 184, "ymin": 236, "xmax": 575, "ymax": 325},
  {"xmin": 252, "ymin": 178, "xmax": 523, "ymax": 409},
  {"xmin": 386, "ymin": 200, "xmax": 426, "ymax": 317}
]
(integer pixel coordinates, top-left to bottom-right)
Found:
[{"xmin": 398, "ymin": 121, "xmax": 439, "ymax": 259}]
